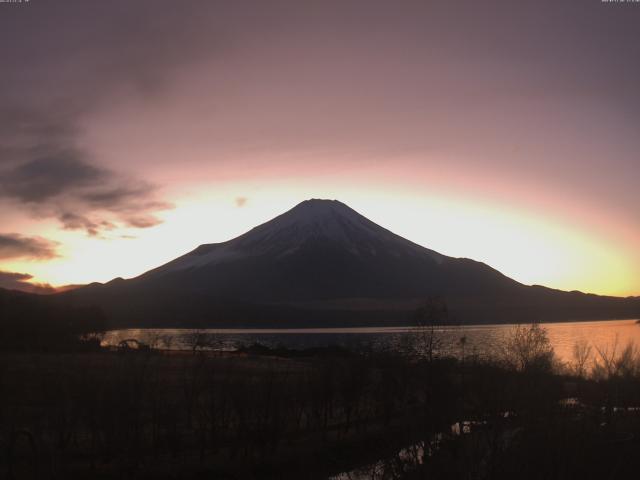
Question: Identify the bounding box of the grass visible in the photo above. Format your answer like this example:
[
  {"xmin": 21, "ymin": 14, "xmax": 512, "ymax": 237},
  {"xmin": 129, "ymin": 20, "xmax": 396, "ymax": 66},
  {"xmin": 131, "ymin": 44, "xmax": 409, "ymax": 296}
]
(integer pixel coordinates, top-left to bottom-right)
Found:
[{"xmin": 3, "ymin": 331, "xmax": 640, "ymax": 479}]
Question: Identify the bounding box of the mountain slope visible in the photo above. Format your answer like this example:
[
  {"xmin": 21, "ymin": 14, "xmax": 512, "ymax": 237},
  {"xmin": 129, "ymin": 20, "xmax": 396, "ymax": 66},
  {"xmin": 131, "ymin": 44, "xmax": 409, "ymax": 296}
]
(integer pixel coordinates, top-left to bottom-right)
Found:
[
  {"xmin": 0, "ymin": 287, "xmax": 106, "ymax": 348},
  {"xmin": 63, "ymin": 199, "xmax": 640, "ymax": 327}
]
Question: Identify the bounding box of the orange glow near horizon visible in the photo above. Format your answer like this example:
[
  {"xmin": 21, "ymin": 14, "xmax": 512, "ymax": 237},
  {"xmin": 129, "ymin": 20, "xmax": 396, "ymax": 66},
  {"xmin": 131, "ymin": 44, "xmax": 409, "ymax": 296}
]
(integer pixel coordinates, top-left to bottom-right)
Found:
[
  {"xmin": 5, "ymin": 176, "xmax": 639, "ymax": 298},
  {"xmin": 2, "ymin": 0, "xmax": 640, "ymax": 301}
]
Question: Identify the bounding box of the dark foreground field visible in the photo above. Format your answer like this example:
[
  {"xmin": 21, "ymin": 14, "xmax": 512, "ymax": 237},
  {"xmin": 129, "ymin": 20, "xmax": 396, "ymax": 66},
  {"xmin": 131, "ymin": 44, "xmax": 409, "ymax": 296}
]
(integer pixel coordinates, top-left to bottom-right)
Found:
[{"xmin": 3, "ymin": 331, "xmax": 640, "ymax": 480}]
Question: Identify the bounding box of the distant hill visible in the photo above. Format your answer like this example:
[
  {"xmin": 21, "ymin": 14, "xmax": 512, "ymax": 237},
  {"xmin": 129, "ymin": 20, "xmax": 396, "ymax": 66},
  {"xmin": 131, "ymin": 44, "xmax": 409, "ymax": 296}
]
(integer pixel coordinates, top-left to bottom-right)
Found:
[
  {"xmin": 0, "ymin": 287, "xmax": 105, "ymax": 349},
  {"xmin": 61, "ymin": 199, "xmax": 640, "ymax": 327}
]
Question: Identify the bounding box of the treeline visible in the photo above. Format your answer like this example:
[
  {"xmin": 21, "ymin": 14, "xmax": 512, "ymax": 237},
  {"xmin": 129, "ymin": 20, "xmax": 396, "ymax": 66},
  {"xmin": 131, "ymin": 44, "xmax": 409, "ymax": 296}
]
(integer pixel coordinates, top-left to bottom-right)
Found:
[
  {"xmin": 3, "ymin": 324, "xmax": 640, "ymax": 478},
  {"xmin": 0, "ymin": 346, "xmax": 456, "ymax": 479},
  {"xmin": 365, "ymin": 325, "xmax": 640, "ymax": 479},
  {"xmin": 0, "ymin": 288, "xmax": 106, "ymax": 351}
]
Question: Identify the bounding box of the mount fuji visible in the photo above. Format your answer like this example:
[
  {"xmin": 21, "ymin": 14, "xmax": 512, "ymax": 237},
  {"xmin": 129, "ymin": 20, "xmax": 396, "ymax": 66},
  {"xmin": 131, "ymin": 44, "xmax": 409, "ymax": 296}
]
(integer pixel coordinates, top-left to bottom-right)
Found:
[{"xmin": 64, "ymin": 199, "xmax": 640, "ymax": 327}]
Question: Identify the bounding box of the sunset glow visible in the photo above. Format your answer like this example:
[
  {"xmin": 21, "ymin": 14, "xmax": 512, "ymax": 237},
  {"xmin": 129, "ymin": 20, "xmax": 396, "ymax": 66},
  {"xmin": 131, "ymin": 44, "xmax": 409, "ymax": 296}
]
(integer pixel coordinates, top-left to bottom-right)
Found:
[
  {"xmin": 1, "ymin": 0, "xmax": 638, "ymax": 297},
  {"xmin": 4, "ymin": 4, "xmax": 640, "ymax": 478},
  {"xmin": 4, "ymin": 181, "xmax": 638, "ymax": 297}
]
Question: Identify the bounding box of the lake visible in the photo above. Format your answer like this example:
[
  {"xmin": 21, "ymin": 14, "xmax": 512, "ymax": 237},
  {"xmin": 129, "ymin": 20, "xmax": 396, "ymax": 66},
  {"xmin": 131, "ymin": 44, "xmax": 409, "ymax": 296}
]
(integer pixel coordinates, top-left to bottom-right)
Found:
[{"xmin": 102, "ymin": 318, "xmax": 640, "ymax": 364}]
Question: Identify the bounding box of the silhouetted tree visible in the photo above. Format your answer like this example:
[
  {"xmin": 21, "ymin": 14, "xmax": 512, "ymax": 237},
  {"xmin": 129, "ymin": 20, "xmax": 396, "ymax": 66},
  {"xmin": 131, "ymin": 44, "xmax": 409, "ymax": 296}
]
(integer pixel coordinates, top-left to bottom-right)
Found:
[
  {"xmin": 412, "ymin": 296, "xmax": 448, "ymax": 362},
  {"xmin": 500, "ymin": 323, "xmax": 554, "ymax": 373}
]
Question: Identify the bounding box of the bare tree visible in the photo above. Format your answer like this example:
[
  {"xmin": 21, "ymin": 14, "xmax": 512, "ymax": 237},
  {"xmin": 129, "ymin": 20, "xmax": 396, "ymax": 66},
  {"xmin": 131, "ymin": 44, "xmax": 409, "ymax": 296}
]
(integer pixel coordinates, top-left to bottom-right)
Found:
[
  {"xmin": 500, "ymin": 323, "xmax": 555, "ymax": 373},
  {"xmin": 458, "ymin": 335, "xmax": 468, "ymax": 364},
  {"xmin": 571, "ymin": 338, "xmax": 592, "ymax": 378},
  {"xmin": 592, "ymin": 337, "xmax": 640, "ymax": 380},
  {"xmin": 413, "ymin": 296, "xmax": 448, "ymax": 362},
  {"xmin": 184, "ymin": 329, "xmax": 222, "ymax": 355},
  {"xmin": 185, "ymin": 329, "xmax": 207, "ymax": 355}
]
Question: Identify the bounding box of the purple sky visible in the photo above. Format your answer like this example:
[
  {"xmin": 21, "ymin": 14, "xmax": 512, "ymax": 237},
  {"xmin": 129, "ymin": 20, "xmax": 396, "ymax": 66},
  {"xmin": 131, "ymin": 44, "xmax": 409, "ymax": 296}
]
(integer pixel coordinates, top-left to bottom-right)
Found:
[{"xmin": 0, "ymin": 0, "xmax": 638, "ymax": 295}]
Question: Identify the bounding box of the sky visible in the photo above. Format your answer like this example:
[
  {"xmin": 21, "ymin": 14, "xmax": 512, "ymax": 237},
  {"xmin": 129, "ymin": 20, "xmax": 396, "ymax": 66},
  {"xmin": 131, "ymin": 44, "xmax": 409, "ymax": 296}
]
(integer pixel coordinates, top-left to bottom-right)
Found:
[{"xmin": 0, "ymin": 0, "xmax": 638, "ymax": 296}]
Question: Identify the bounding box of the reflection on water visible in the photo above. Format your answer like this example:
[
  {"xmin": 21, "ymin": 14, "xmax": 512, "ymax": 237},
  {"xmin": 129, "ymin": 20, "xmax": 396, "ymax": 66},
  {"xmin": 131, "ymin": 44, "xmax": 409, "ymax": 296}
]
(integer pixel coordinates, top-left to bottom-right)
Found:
[
  {"xmin": 330, "ymin": 422, "xmax": 491, "ymax": 480},
  {"xmin": 102, "ymin": 319, "xmax": 640, "ymax": 363},
  {"xmin": 330, "ymin": 441, "xmax": 426, "ymax": 480}
]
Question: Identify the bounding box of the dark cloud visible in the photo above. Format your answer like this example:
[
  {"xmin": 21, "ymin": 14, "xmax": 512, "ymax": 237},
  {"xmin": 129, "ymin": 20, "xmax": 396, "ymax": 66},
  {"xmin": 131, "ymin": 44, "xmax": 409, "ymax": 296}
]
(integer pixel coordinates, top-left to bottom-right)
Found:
[
  {"xmin": 0, "ymin": 271, "xmax": 56, "ymax": 294},
  {"xmin": 0, "ymin": 1, "xmax": 200, "ymax": 235},
  {"xmin": 2, "ymin": 154, "xmax": 105, "ymax": 203},
  {"xmin": 0, "ymin": 154, "xmax": 171, "ymax": 236},
  {"xmin": 0, "ymin": 233, "xmax": 58, "ymax": 260},
  {"xmin": 0, "ymin": 0, "xmax": 639, "ymax": 239},
  {"xmin": 0, "ymin": 107, "xmax": 78, "ymax": 168},
  {"xmin": 59, "ymin": 213, "xmax": 116, "ymax": 238},
  {"xmin": 0, "ymin": 109, "xmax": 170, "ymax": 237}
]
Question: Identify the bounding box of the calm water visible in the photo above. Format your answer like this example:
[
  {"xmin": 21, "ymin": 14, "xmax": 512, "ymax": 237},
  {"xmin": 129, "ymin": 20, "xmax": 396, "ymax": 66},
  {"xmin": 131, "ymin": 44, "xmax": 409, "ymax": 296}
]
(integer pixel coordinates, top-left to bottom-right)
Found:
[{"xmin": 102, "ymin": 318, "xmax": 640, "ymax": 364}]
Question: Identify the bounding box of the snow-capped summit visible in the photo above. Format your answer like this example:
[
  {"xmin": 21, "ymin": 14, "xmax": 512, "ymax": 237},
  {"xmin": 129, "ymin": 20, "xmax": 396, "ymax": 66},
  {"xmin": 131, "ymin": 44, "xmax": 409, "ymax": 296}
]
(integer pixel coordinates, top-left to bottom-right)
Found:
[
  {"xmin": 149, "ymin": 199, "xmax": 444, "ymax": 275},
  {"xmin": 129, "ymin": 197, "xmax": 516, "ymax": 309},
  {"xmin": 66, "ymin": 198, "xmax": 640, "ymax": 327},
  {"xmin": 240, "ymin": 199, "xmax": 441, "ymax": 258}
]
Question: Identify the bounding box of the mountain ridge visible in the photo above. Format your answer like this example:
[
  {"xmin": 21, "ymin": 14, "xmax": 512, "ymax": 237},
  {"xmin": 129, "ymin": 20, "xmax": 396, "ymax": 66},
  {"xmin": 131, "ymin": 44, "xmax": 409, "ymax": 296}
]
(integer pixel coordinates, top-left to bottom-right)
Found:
[
  {"xmin": 59, "ymin": 199, "xmax": 639, "ymax": 327},
  {"xmin": 142, "ymin": 199, "xmax": 447, "ymax": 278}
]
